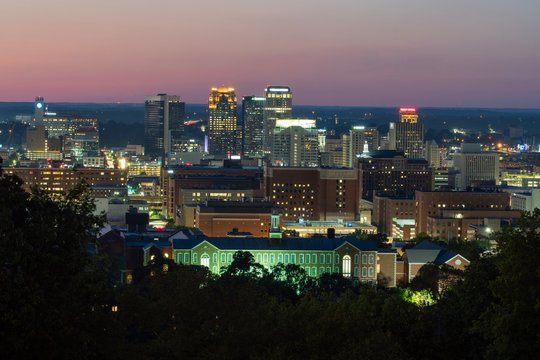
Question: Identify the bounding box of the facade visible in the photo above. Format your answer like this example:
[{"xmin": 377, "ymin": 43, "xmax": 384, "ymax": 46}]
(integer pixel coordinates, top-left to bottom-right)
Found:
[
  {"xmin": 144, "ymin": 94, "xmax": 185, "ymax": 158},
  {"xmin": 281, "ymin": 220, "xmax": 376, "ymax": 238},
  {"xmin": 4, "ymin": 167, "xmax": 127, "ymax": 194},
  {"xmin": 163, "ymin": 162, "xmax": 264, "ymax": 222},
  {"xmin": 388, "ymin": 108, "xmax": 424, "ymax": 159},
  {"xmin": 265, "ymin": 167, "xmax": 360, "ymax": 221},
  {"xmin": 415, "ymin": 190, "xmax": 513, "ymax": 236},
  {"xmin": 195, "ymin": 201, "xmax": 275, "ymax": 237},
  {"xmin": 358, "ymin": 150, "xmax": 434, "ymax": 201},
  {"xmin": 453, "ymin": 143, "xmax": 499, "ymax": 190},
  {"xmin": 424, "ymin": 140, "xmax": 441, "ymax": 168},
  {"xmin": 242, "ymin": 96, "xmax": 265, "ymax": 157},
  {"xmin": 510, "ymin": 189, "xmax": 540, "ymax": 212},
  {"xmin": 271, "ymin": 119, "xmax": 319, "ymax": 167},
  {"xmin": 263, "ymin": 86, "xmax": 293, "ymax": 153},
  {"xmin": 43, "ymin": 116, "xmax": 98, "ymax": 139},
  {"xmin": 208, "ymin": 87, "xmax": 239, "ymax": 156},
  {"xmin": 404, "ymin": 241, "xmax": 469, "ymax": 282},
  {"xmin": 372, "ymin": 194, "xmax": 416, "ymax": 237},
  {"xmin": 26, "ymin": 125, "xmax": 47, "ymax": 152},
  {"xmin": 99, "ymin": 228, "xmax": 397, "ymax": 287}
]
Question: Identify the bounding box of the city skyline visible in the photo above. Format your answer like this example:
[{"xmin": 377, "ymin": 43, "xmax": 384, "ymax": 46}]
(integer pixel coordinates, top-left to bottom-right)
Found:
[{"xmin": 1, "ymin": 1, "xmax": 539, "ymax": 107}]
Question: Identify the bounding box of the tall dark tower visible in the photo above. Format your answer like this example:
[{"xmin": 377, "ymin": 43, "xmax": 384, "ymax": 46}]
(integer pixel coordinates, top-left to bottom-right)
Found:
[
  {"xmin": 34, "ymin": 96, "xmax": 45, "ymax": 125},
  {"xmin": 144, "ymin": 94, "xmax": 185, "ymax": 158},
  {"xmin": 242, "ymin": 95, "xmax": 265, "ymax": 157}
]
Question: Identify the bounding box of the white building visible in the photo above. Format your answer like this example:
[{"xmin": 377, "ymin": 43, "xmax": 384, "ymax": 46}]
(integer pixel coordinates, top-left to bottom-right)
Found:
[{"xmin": 453, "ymin": 143, "xmax": 499, "ymax": 190}]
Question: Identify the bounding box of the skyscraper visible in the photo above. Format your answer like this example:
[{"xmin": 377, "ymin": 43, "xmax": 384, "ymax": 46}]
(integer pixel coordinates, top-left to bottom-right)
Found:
[
  {"xmin": 453, "ymin": 143, "xmax": 499, "ymax": 190},
  {"xmin": 208, "ymin": 87, "xmax": 238, "ymax": 156},
  {"xmin": 348, "ymin": 126, "xmax": 380, "ymax": 167},
  {"xmin": 263, "ymin": 86, "xmax": 292, "ymax": 153},
  {"xmin": 271, "ymin": 119, "xmax": 318, "ymax": 167},
  {"xmin": 388, "ymin": 107, "xmax": 424, "ymax": 158},
  {"xmin": 144, "ymin": 94, "xmax": 185, "ymax": 158},
  {"xmin": 34, "ymin": 96, "xmax": 45, "ymax": 125},
  {"xmin": 242, "ymin": 95, "xmax": 265, "ymax": 157}
]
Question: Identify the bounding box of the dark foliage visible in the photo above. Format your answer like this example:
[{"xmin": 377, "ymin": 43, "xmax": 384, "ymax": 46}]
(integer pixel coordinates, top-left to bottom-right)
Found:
[{"xmin": 1, "ymin": 169, "xmax": 538, "ymax": 359}]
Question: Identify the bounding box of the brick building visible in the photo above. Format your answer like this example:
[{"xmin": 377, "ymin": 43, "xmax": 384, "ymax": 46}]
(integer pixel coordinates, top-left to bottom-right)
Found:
[
  {"xmin": 265, "ymin": 166, "xmax": 360, "ymax": 221},
  {"xmin": 358, "ymin": 150, "xmax": 433, "ymax": 201},
  {"xmin": 195, "ymin": 201, "xmax": 276, "ymax": 237},
  {"xmin": 5, "ymin": 167, "xmax": 127, "ymax": 195}
]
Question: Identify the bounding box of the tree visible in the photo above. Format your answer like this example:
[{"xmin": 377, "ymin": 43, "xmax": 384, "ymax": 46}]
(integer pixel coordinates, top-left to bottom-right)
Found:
[
  {"xmin": 221, "ymin": 250, "xmax": 267, "ymax": 279},
  {"xmin": 410, "ymin": 263, "xmax": 463, "ymax": 299},
  {"xmin": 476, "ymin": 210, "xmax": 540, "ymax": 359},
  {"xmin": 0, "ymin": 172, "xmax": 117, "ymax": 359}
]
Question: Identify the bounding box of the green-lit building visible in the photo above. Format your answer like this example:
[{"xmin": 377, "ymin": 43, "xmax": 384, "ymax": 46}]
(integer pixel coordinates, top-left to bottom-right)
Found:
[{"xmin": 99, "ymin": 229, "xmax": 399, "ymax": 287}]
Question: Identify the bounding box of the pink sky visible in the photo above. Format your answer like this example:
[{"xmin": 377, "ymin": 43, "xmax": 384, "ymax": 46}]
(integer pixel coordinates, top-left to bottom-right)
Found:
[{"xmin": 1, "ymin": 0, "xmax": 539, "ymax": 107}]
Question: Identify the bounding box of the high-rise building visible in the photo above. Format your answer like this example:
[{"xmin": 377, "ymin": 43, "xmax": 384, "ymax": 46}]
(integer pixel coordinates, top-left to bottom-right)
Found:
[
  {"xmin": 208, "ymin": 87, "xmax": 239, "ymax": 156},
  {"xmin": 349, "ymin": 126, "xmax": 380, "ymax": 167},
  {"xmin": 242, "ymin": 96, "xmax": 265, "ymax": 157},
  {"xmin": 453, "ymin": 143, "xmax": 499, "ymax": 190},
  {"xmin": 423, "ymin": 140, "xmax": 441, "ymax": 168},
  {"xmin": 388, "ymin": 108, "xmax": 424, "ymax": 158},
  {"xmin": 144, "ymin": 94, "xmax": 185, "ymax": 158},
  {"xmin": 34, "ymin": 96, "xmax": 45, "ymax": 125},
  {"xmin": 263, "ymin": 86, "xmax": 292, "ymax": 153},
  {"xmin": 271, "ymin": 119, "xmax": 319, "ymax": 167}
]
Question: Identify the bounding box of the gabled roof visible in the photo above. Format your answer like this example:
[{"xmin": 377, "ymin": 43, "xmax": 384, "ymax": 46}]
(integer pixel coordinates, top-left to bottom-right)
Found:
[
  {"xmin": 406, "ymin": 249, "xmax": 440, "ymax": 264},
  {"xmin": 173, "ymin": 236, "xmax": 378, "ymax": 252},
  {"xmin": 406, "ymin": 241, "xmax": 465, "ymax": 265}
]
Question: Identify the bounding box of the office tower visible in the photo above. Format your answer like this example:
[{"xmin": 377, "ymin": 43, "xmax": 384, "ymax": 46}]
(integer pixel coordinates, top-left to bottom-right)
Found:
[
  {"xmin": 424, "ymin": 140, "xmax": 441, "ymax": 168},
  {"xmin": 144, "ymin": 94, "xmax": 185, "ymax": 158},
  {"xmin": 44, "ymin": 116, "xmax": 98, "ymax": 139},
  {"xmin": 271, "ymin": 119, "xmax": 318, "ymax": 167},
  {"xmin": 388, "ymin": 108, "xmax": 424, "ymax": 158},
  {"xmin": 63, "ymin": 126, "xmax": 100, "ymax": 165},
  {"xmin": 26, "ymin": 125, "xmax": 47, "ymax": 152},
  {"xmin": 242, "ymin": 95, "xmax": 265, "ymax": 157},
  {"xmin": 207, "ymin": 87, "xmax": 239, "ymax": 156},
  {"xmin": 349, "ymin": 126, "xmax": 380, "ymax": 167},
  {"xmin": 453, "ymin": 143, "xmax": 499, "ymax": 190},
  {"xmin": 263, "ymin": 86, "xmax": 292, "ymax": 153},
  {"xmin": 34, "ymin": 96, "xmax": 45, "ymax": 125}
]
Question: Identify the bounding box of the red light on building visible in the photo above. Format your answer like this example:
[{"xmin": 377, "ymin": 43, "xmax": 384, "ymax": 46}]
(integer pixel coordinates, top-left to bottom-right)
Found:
[{"xmin": 399, "ymin": 107, "xmax": 417, "ymax": 113}]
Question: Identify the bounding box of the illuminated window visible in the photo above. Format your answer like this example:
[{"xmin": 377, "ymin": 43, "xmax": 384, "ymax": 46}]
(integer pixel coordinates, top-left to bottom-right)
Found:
[
  {"xmin": 342, "ymin": 255, "xmax": 351, "ymax": 277},
  {"xmin": 201, "ymin": 254, "xmax": 210, "ymax": 268}
]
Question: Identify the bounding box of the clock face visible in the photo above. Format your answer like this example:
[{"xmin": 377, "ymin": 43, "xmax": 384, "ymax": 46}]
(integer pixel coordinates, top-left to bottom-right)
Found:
[{"xmin": 36, "ymin": 102, "xmax": 43, "ymax": 109}]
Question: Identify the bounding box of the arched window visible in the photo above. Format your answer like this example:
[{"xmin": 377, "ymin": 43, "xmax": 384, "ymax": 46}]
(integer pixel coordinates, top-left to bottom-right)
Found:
[
  {"xmin": 201, "ymin": 254, "xmax": 210, "ymax": 268},
  {"xmin": 342, "ymin": 255, "xmax": 351, "ymax": 277},
  {"xmin": 192, "ymin": 253, "xmax": 198, "ymax": 264},
  {"xmin": 354, "ymin": 254, "xmax": 359, "ymax": 264}
]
